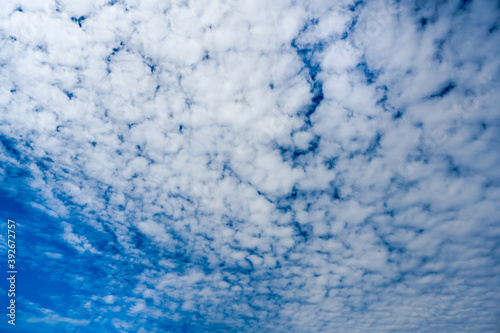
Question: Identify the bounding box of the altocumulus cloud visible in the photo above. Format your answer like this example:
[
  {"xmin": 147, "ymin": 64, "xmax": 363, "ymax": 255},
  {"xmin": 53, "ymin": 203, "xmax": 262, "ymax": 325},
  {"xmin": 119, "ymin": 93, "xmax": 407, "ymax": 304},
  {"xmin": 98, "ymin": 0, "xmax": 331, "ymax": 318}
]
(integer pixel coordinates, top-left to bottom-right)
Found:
[{"xmin": 0, "ymin": 0, "xmax": 499, "ymax": 332}]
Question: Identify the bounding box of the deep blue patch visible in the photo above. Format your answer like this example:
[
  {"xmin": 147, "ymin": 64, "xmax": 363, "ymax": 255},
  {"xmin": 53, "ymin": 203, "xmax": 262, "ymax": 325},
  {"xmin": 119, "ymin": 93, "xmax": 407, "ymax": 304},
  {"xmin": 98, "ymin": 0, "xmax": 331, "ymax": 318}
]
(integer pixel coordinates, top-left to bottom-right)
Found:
[
  {"xmin": 430, "ymin": 82, "xmax": 456, "ymax": 98},
  {"xmin": 290, "ymin": 39, "xmax": 325, "ymax": 81},
  {"xmin": 364, "ymin": 132, "xmax": 382, "ymax": 158},
  {"xmin": 488, "ymin": 23, "xmax": 498, "ymax": 33},
  {"xmin": 349, "ymin": 0, "xmax": 365, "ymax": 12},
  {"xmin": 311, "ymin": 90, "xmax": 324, "ymax": 106},
  {"xmin": 332, "ymin": 186, "xmax": 341, "ymax": 200},
  {"xmin": 376, "ymin": 85, "xmax": 390, "ymax": 111},
  {"xmin": 132, "ymin": 230, "xmax": 148, "ymax": 250},
  {"xmin": 64, "ymin": 90, "xmax": 74, "ymax": 100},
  {"xmin": 70, "ymin": 16, "xmax": 86, "ymax": 28},
  {"xmin": 0, "ymin": 136, "xmax": 23, "ymax": 162},
  {"xmin": 356, "ymin": 61, "xmax": 377, "ymax": 84},
  {"xmin": 107, "ymin": 42, "xmax": 125, "ymax": 64},
  {"xmin": 275, "ymin": 135, "xmax": 321, "ymax": 167},
  {"xmin": 9, "ymin": 166, "xmax": 31, "ymax": 179},
  {"xmin": 342, "ymin": 19, "xmax": 358, "ymax": 40},
  {"xmin": 35, "ymin": 161, "xmax": 48, "ymax": 172},
  {"xmin": 393, "ymin": 110, "xmax": 403, "ymax": 119},
  {"xmin": 446, "ymin": 156, "xmax": 461, "ymax": 176},
  {"xmin": 420, "ymin": 17, "xmax": 428, "ymax": 27},
  {"xmin": 290, "ymin": 39, "xmax": 325, "ymax": 127},
  {"xmin": 293, "ymin": 222, "xmax": 311, "ymax": 242},
  {"xmin": 459, "ymin": 0, "xmax": 473, "ymax": 10},
  {"xmin": 324, "ymin": 157, "xmax": 338, "ymax": 170},
  {"xmin": 35, "ymin": 157, "xmax": 52, "ymax": 172}
]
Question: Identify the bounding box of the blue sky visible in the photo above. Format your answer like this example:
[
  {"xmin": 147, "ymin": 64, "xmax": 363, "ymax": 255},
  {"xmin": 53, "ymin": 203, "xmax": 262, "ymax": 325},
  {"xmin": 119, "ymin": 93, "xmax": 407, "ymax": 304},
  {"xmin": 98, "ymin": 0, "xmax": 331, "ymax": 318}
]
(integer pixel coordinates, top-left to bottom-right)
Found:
[{"xmin": 1, "ymin": 0, "xmax": 500, "ymax": 332}]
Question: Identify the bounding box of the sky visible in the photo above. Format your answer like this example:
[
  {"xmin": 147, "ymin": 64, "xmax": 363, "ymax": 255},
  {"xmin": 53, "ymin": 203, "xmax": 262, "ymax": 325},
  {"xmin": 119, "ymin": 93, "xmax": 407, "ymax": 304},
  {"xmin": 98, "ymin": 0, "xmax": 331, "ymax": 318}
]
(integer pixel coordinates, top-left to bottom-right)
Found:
[{"xmin": 0, "ymin": 0, "xmax": 499, "ymax": 332}]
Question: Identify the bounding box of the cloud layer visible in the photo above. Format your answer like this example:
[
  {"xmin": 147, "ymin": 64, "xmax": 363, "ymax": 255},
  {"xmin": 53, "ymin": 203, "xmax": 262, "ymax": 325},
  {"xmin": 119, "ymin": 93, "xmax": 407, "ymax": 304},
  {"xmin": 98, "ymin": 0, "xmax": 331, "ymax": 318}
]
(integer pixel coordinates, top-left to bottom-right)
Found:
[{"xmin": 0, "ymin": 0, "xmax": 499, "ymax": 332}]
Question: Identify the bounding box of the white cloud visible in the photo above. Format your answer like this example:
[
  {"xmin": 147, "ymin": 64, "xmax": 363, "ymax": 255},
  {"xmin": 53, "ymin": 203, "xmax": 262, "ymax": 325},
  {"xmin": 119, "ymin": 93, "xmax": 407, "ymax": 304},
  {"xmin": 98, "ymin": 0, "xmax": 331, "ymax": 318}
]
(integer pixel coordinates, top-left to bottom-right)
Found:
[
  {"xmin": 44, "ymin": 252, "xmax": 63, "ymax": 259},
  {"xmin": 103, "ymin": 295, "xmax": 116, "ymax": 304},
  {"xmin": 61, "ymin": 222, "xmax": 100, "ymax": 254}
]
